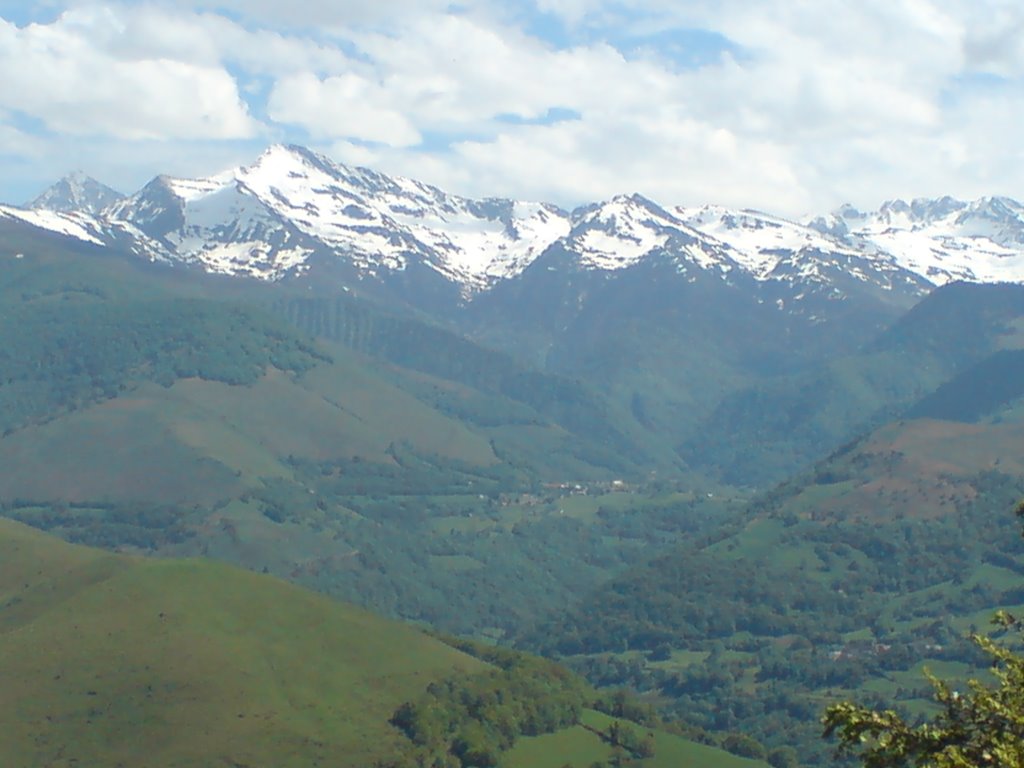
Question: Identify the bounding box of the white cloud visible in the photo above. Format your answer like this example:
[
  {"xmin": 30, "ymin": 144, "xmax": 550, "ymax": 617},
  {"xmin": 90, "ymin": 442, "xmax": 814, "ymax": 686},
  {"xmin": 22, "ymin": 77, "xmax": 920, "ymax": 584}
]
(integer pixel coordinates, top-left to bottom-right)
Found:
[
  {"xmin": 2, "ymin": 1, "xmax": 1024, "ymax": 215},
  {"xmin": 0, "ymin": 9, "xmax": 258, "ymax": 140},
  {"xmin": 267, "ymin": 72, "xmax": 422, "ymax": 146},
  {"xmin": 169, "ymin": 0, "xmax": 455, "ymax": 28},
  {"xmin": 0, "ymin": 113, "xmax": 46, "ymax": 158},
  {"xmin": 69, "ymin": 4, "xmax": 354, "ymax": 77}
]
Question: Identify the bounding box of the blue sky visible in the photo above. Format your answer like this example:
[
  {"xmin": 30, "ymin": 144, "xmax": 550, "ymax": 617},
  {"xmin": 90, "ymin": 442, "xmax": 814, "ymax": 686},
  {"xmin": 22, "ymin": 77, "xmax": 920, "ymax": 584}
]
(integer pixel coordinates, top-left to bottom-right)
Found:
[{"xmin": 1, "ymin": 0, "xmax": 1022, "ymax": 215}]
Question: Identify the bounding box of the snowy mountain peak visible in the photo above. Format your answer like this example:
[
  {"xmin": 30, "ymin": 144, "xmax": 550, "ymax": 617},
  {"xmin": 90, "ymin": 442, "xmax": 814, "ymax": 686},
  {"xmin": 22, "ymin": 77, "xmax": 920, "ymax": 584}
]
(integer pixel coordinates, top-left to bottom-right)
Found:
[
  {"xmin": 84, "ymin": 144, "xmax": 576, "ymax": 288},
  {"xmin": 874, "ymin": 196, "xmax": 970, "ymax": 227},
  {"xmin": 567, "ymin": 195, "xmax": 677, "ymax": 268},
  {"xmin": 29, "ymin": 172, "xmax": 123, "ymax": 214},
  {"xmin": 562, "ymin": 195, "xmax": 746, "ymax": 275}
]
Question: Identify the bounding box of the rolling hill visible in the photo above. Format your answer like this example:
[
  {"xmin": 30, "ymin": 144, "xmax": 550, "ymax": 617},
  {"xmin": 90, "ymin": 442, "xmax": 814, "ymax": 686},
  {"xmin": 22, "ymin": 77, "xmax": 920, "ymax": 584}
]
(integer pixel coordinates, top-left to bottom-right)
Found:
[{"xmin": 0, "ymin": 517, "xmax": 487, "ymax": 767}]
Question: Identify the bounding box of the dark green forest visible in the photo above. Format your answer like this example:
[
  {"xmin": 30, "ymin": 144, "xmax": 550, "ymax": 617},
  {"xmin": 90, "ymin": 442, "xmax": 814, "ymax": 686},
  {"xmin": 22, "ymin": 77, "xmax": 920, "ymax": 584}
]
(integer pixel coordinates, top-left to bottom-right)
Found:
[{"xmin": 0, "ymin": 297, "xmax": 325, "ymax": 433}]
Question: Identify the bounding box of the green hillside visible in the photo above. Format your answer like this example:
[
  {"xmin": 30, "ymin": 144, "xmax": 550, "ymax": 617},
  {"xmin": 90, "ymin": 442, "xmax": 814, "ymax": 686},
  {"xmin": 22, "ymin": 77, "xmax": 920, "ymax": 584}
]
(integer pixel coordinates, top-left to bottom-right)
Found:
[
  {"xmin": 906, "ymin": 349, "xmax": 1024, "ymax": 422},
  {"xmin": 1, "ymin": 520, "xmax": 759, "ymax": 768},
  {"xmin": 0, "ymin": 349, "xmax": 501, "ymax": 505},
  {"xmin": 279, "ymin": 293, "xmax": 671, "ymax": 474},
  {"xmin": 506, "ymin": 710, "xmax": 770, "ymax": 768},
  {"xmin": 0, "ymin": 290, "xmax": 713, "ymax": 637},
  {"xmin": 0, "ymin": 518, "xmax": 486, "ymax": 768}
]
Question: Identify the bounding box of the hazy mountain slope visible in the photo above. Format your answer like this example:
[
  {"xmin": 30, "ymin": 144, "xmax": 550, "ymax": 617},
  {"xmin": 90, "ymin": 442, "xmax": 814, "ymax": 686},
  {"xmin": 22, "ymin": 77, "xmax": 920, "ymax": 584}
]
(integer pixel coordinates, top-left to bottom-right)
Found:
[
  {"xmin": 457, "ymin": 195, "xmax": 930, "ymax": 451},
  {"xmin": 0, "ymin": 224, "xmax": 654, "ymax": 480},
  {"xmin": 904, "ymin": 349, "xmax": 1024, "ymax": 423},
  {"xmin": 685, "ymin": 282, "xmax": 1024, "ymax": 485},
  {"xmin": 0, "ymin": 518, "xmax": 486, "ymax": 768},
  {"xmin": 279, "ymin": 293, "xmax": 670, "ymax": 472},
  {"xmin": 0, "ymin": 228, "xmax": 700, "ymax": 639},
  {"xmin": 0, "ymin": 355, "xmax": 503, "ymax": 505}
]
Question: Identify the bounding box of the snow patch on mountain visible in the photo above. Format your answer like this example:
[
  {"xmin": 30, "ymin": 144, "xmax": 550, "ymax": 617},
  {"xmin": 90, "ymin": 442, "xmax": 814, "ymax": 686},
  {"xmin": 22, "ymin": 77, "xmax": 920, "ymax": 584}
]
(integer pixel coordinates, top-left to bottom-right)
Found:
[
  {"xmin": 235, "ymin": 144, "xmax": 570, "ymax": 286},
  {"xmin": 0, "ymin": 204, "xmax": 106, "ymax": 245},
  {"xmin": 569, "ymin": 196, "xmax": 673, "ymax": 270},
  {"xmin": 164, "ymin": 172, "xmax": 237, "ymax": 203},
  {"xmin": 677, "ymin": 205, "xmax": 865, "ymax": 278},
  {"xmin": 566, "ymin": 194, "xmax": 736, "ymax": 274}
]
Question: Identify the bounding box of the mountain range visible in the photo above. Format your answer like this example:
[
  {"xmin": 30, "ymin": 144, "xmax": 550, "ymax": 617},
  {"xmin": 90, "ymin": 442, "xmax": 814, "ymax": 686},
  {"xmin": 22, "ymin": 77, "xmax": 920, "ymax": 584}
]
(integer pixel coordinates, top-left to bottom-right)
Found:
[
  {"xmin": 6, "ymin": 144, "xmax": 1024, "ymax": 307},
  {"xmin": 7, "ymin": 144, "xmax": 1024, "ymax": 487}
]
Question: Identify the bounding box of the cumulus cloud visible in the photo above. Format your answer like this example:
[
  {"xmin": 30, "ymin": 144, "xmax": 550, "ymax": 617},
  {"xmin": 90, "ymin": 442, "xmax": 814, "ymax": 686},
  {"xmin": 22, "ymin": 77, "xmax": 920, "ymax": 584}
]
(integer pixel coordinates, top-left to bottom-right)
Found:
[
  {"xmin": 0, "ymin": 8, "xmax": 258, "ymax": 140},
  {"xmin": 268, "ymin": 72, "xmax": 422, "ymax": 146}
]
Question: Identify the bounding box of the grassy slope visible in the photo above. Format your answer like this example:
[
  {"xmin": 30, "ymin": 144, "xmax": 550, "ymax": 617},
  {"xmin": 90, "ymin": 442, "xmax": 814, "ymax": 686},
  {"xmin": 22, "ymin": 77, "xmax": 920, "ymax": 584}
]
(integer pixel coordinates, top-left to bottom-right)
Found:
[
  {"xmin": 0, "ymin": 518, "xmax": 485, "ymax": 768},
  {"xmin": 505, "ymin": 710, "xmax": 769, "ymax": 768},
  {"xmin": 776, "ymin": 416, "xmax": 1024, "ymax": 524},
  {"xmin": 0, "ymin": 228, "xmax": 653, "ymax": 501}
]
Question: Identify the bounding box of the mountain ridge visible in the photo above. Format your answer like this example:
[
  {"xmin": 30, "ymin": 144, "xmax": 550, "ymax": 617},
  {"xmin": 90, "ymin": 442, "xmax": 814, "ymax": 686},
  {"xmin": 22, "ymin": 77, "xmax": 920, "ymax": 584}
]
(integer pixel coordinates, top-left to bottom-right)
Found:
[{"xmin": 10, "ymin": 144, "xmax": 1024, "ymax": 307}]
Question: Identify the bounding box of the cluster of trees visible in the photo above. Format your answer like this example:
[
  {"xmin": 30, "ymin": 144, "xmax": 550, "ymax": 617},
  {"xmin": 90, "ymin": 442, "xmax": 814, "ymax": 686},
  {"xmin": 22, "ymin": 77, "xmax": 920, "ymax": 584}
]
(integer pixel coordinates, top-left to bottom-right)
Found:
[
  {"xmin": 603, "ymin": 720, "xmax": 655, "ymax": 759},
  {"xmin": 0, "ymin": 298, "xmax": 326, "ymax": 433},
  {"xmin": 387, "ymin": 641, "xmax": 592, "ymax": 768},
  {"xmin": 825, "ymin": 611, "xmax": 1024, "ymax": 767},
  {"xmin": 286, "ymin": 448, "xmax": 526, "ymax": 504},
  {"xmin": 3, "ymin": 500, "xmax": 197, "ymax": 550}
]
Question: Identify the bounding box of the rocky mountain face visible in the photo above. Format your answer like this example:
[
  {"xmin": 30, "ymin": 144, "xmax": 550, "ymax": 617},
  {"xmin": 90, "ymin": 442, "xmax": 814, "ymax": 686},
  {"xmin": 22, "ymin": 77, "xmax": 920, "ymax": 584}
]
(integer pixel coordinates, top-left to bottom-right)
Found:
[{"xmin": 27, "ymin": 171, "xmax": 123, "ymax": 214}]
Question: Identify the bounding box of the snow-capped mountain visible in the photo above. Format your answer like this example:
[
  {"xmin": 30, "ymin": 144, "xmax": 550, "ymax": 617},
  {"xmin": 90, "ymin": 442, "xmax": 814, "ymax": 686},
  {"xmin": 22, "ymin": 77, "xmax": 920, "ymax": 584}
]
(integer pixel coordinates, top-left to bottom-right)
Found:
[
  {"xmin": 10, "ymin": 144, "xmax": 1024, "ymax": 311},
  {"xmin": 103, "ymin": 171, "xmax": 320, "ymax": 278},
  {"xmin": 809, "ymin": 196, "xmax": 1024, "ymax": 285},
  {"xmin": 29, "ymin": 172, "xmax": 123, "ymax": 214},
  {"xmin": 564, "ymin": 194, "xmax": 737, "ymax": 275},
  {"xmin": 95, "ymin": 145, "xmax": 573, "ymax": 287},
  {"xmin": 677, "ymin": 205, "xmax": 931, "ymax": 298}
]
